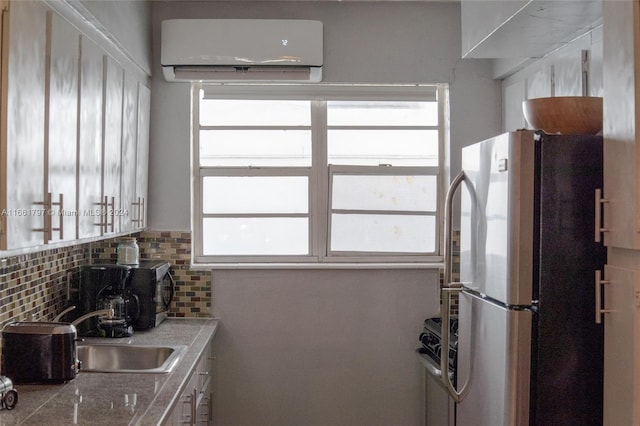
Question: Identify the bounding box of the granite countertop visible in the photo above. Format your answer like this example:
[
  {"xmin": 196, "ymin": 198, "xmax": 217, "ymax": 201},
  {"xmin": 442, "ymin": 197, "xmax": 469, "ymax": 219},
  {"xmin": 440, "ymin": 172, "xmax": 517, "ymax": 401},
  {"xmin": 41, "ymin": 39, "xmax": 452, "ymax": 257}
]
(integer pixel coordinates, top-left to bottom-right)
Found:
[{"xmin": 0, "ymin": 318, "xmax": 219, "ymax": 425}]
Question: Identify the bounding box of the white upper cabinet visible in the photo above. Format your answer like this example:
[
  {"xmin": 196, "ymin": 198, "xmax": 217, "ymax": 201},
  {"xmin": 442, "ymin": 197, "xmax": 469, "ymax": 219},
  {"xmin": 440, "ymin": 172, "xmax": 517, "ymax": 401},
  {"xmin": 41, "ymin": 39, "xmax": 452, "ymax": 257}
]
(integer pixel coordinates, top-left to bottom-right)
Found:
[
  {"xmin": 77, "ymin": 35, "xmax": 105, "ymax": 240},
  {"xmin": 601, "ymin": 0, "xmax": 640, "ymax": 249},
  {"xmin": 462, "ymin": 1, "xmax": 602, "ymax": 59},
  {"xmin": 0, "ymin": 0, "xmax": 151, "ymax": 252},
  {"xmin": 120, "ymin": 72, "xmax": 138, "ymax": 232},
  {"xmin": 102, "ymin": 54, "xmax": 124, "ymax": 235},
  {"xmin": 46, "ymin": 11, "xmax": 79, "ymax": 243},
  {"xmin": 0, "ymin": 0, "xmax": 47, "ymax": 250},
  {"xmin": 135, "ymin": 83, "xmax": 151, "ymax": 229}
]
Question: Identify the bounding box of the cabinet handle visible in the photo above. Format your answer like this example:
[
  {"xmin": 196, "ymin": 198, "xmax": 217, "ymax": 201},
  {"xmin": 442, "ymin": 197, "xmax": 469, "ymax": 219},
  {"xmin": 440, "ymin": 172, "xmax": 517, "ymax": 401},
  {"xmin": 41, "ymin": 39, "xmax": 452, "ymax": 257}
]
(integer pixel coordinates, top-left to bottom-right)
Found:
[
  {"xmin": 100, "ymin": 196, "xmax": 109, "ymax": 233},
  {"xmin": 51, "ymin": 193, "xmax": 63, "ymax": 240},
  {"xmin": 595, "ymin": 269, "xmax": 613, "ymax": 324},
  {"xmin": 191, "ymin": 388, "xmax": 197, "ymax": 424},
  {"xmin": 131, "ymin": 196, "xmax": 145, "ymax": 227},
  {"xmin": 108, "ymin": 196, "xmax": 115, "ymax": 232},
  {"xmin": 93, "ymin": 197, "xmax": 106, "ymax": 230},
  {"xmin": 33, "ymin": 192, "xmax": 52, "ymax": 242},
  {"xmin": 33, "ymin": 193, "xmax": 64, "ymax": 241},
  {"xmin": 131, "ymin": 197, "xmax": 141, "ymax": 225},
  {"xmin": 179, "ymin": 393, "xmax": 194, "ymax": 424},
  {"xmin": 0, "ymin": 212, "xmax": 6, "ymax": 241},
  {"xmin": 595, "ymin": 189, "xmax": 609, "ymax": 243}
]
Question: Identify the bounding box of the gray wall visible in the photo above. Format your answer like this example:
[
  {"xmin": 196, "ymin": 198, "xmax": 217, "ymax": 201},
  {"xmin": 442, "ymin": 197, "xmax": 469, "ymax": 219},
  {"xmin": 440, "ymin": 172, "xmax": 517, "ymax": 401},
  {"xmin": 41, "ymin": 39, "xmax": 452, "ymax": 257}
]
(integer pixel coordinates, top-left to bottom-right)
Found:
[
  {"xmin": 211, "ymin": 269, "xmax": 440, "ymax": 426},
  {"xmin": 149, "ymin": 2, "xmax": 501, "ymax": 425}
]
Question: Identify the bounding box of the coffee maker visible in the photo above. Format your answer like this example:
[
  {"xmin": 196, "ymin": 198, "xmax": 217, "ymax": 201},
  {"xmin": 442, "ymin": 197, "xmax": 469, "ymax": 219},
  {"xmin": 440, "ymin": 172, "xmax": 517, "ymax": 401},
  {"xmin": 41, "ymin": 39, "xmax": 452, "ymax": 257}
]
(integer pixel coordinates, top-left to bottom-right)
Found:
[{"xmin": 78, "ymin": 264, "xmax": 139, "ymax": 337}]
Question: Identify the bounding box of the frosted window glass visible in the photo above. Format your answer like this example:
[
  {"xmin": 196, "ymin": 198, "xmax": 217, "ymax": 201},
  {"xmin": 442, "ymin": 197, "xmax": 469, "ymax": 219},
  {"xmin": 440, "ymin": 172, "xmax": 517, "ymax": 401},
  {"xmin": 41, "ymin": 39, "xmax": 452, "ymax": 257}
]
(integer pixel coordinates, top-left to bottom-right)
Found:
[
  {"xmin": 327, "ymin": 130, "xmax": 438, "ymax": 166},
  {"xmin": 200, "ymin": 130, "xmax": 312, "ymax": 167},
  {"xmin": 203, "ymin": 218, "xmax": 308, "ymax": 255},
  {"xmin": 203, "ymin": 176, "xmax": 308, "ymax": 214},
  {"xmin": 200, "ymin": 99, "xmax": 310, "ymax": 126},
  {"xmin": 330, "ymin": 214, "xmax": 436, "ymax": 253},
  {"xmin": 327, "ymin": 101, "xmax": 437, "ymax": 126},
  {"xmin": 332, "ymin": 175, "xmax": 437, "ymax": 212}
]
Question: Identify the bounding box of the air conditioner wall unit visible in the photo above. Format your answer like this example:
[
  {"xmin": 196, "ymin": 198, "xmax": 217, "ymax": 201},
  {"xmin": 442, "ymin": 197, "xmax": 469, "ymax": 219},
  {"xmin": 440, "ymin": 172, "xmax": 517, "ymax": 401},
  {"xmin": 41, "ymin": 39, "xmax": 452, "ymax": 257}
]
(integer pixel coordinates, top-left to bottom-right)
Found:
[{"xmin": 161, "ymin": 19, "xmax": 323, "ymax": 82}]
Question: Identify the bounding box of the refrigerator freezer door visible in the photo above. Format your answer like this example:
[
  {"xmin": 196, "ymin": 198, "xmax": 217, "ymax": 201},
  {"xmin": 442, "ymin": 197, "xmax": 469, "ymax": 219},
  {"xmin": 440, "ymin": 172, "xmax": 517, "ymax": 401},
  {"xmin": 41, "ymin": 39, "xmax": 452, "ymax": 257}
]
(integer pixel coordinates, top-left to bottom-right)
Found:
[
  {"xmin": 456, "ymin": 291, "xmax": 532, "ymax": 426},
  {"xmin": 460, "ymin": 130, "xmax": 536, "ymax": 306}
]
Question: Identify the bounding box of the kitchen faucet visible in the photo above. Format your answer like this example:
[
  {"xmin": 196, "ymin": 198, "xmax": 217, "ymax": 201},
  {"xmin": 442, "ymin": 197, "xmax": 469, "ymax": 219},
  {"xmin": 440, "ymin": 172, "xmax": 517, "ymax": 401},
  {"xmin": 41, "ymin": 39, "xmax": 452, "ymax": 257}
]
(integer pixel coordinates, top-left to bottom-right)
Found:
[{"xmin": 70, "ymin": 308, "xmax": 115, "ymax": 328}]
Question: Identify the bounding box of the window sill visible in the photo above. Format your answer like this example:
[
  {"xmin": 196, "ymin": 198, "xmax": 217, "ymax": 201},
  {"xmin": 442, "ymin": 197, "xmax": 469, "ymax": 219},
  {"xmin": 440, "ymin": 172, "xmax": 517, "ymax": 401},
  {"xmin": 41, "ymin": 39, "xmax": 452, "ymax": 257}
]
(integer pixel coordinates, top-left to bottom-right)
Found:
[{"xmin": 190, "ymin": 260, "xmax": 444, "ymax": 271}]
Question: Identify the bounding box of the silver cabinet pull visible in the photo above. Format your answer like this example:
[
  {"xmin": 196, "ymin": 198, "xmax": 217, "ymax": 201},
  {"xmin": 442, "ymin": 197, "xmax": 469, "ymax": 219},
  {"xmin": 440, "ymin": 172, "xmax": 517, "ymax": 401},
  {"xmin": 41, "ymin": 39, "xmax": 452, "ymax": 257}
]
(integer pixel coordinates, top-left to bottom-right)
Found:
[
  {"xmin": 133, "ymin": 196, "xmax": 145, "ymax": 228},
  {"xmin": 594, "ymin": 189, "xmax": 608, "ymax": 243},
  {"xmin": 51, "ymin": 193, "xmax": 63, "ymax": 240},
  {"xmin": 33, "ymin": 192, "xmax": 52, "ymax": 242},
  {"xmin": 595, "ymin": 269, "xmax": 612, "ymax": 324},
  {"xmin": 108, "ymin": 196, "xmax": 115, "ymax": 232},
  {"xmin": 33, "ymin": 192, "xmax": 62, "ymax": 241}
]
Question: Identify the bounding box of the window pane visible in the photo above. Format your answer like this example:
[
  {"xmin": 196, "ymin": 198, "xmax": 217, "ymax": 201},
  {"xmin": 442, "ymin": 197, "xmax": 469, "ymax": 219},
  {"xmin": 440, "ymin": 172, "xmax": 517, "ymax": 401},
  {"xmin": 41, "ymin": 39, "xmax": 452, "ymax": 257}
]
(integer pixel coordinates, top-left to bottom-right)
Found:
[
  {"xmin": 200, "ymin": 130, "xmax": 312, "ymax": 167},
  {"xmin": 328, "ymin": 130, "xmax": 438, "ymax": 166},
  {"xmin": 327, "ymin": 101, "xmax": 437, "ymax": 126},
  {"xmin": 203, "ymin": 217, "xmax": 309, "ymax": 255},
  {"xmin": 332, "ymin": 175, "xmax": 437, "ymax": 212},
  {"xmin": 330, "ymin": 214, "xmax": 435, "ymax": 253},
  {"xmin": 203, "ymin": 176, "xmax": 308, "ymax": 214},
  {"xmin": 200, "ymin": 99, "xmax": 310, "ymax": 126}
]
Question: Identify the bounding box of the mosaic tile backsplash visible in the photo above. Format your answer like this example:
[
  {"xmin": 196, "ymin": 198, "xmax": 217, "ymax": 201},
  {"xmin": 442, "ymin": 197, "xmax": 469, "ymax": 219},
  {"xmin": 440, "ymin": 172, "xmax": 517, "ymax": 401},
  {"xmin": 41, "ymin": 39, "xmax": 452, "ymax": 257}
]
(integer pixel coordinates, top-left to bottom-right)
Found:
[
  {"xmin": 0, "ymin": 231, "xmax": 211, "ymax": 328},
  {"xmin": 0, "ymin": 229, "xmax": 455, "ymax": 328},
  {"xmin": 90, "ymin": 231, "xmax": 211, "ymax": 318}
]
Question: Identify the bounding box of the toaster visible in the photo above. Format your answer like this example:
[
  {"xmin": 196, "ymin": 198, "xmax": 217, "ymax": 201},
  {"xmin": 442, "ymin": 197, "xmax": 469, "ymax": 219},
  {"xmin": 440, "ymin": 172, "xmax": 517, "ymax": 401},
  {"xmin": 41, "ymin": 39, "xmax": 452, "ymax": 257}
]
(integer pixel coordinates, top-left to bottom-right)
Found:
[{"xmin": 1, "ymin": 322, "xmax": 79, "ymax": 383}]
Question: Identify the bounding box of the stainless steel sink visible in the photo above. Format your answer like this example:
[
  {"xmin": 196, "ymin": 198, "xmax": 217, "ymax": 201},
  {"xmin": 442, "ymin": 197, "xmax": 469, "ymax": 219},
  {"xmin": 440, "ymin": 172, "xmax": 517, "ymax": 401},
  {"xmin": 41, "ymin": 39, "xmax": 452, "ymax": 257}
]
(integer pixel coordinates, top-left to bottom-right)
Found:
[{"xmin": 77, "ymin": 343, "xmax": 187, "ymax": 373}]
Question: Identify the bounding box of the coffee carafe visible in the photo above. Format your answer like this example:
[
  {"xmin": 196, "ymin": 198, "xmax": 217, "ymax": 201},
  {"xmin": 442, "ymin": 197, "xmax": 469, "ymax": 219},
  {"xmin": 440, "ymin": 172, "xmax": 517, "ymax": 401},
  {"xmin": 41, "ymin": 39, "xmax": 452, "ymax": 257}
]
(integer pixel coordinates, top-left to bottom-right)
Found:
[{"xmin": 96, "ymin": 271, "xmax": 139, "ymax": 338}]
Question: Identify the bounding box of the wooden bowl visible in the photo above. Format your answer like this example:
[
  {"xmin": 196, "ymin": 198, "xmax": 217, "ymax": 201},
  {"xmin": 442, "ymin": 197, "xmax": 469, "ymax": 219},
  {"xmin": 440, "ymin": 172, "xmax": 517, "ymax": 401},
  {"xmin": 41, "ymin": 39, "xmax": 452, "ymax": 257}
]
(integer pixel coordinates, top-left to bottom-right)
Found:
[{"xmin": 522, "ymin": 96, "xmax": 603, "ymax": 135}]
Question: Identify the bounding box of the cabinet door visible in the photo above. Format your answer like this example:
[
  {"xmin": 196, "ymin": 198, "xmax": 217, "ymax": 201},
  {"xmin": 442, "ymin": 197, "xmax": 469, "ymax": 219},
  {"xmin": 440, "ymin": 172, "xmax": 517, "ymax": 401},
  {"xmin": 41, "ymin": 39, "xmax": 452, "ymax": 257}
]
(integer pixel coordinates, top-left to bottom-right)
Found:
[
  {"xmin": 602, "ymin": 265, "xmax": 640, "ymax": 425},
  {"xmin": 195, "ymin": 340, "xmax": 213, "ymax": 425},
  {"xmin": 602, "ymin": 0, "xmax": 640, "ymax": 249},
  {"xmin": 120, "ymin": 72, "xmax": 138, "ymax": 232},
  {"xmin": 171, "ymin": 372, "xmax": 197, "ymax": 425},
  {"xmin": 135, "ymin": 83, "xmax": 150, "ymax": 229},
  {"xmin": 102, "ymin": 55, "xmax": 123, "ymax": 234},
  {"xmin": 46, "ymin": 11, "xmax": 79, "ymax": 243},
  {"xmin": 0, "ymin": 0, "xmax": 47, "ymax": 250},
  {"xmin": 78, "ymin": 35, "xmax": 104, "ymax": 239}
]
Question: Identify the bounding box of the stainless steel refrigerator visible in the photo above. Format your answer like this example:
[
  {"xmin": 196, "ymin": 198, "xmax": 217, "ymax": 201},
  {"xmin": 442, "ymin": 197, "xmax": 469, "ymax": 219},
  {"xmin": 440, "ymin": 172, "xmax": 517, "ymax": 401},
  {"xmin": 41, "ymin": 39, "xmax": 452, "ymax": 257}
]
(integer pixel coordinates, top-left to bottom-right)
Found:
[{"xmin": 440, "ymin": 130, "xmax": 605, "ymax": 425}]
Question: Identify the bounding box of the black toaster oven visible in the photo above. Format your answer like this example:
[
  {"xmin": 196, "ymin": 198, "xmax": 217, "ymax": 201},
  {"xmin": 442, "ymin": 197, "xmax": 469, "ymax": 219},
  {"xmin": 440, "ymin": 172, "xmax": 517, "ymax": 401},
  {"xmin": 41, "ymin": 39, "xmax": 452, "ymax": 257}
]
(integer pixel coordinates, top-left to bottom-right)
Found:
[{"xmin": 129, "ymin": 260, "xmax": 175, "ymax": 330}]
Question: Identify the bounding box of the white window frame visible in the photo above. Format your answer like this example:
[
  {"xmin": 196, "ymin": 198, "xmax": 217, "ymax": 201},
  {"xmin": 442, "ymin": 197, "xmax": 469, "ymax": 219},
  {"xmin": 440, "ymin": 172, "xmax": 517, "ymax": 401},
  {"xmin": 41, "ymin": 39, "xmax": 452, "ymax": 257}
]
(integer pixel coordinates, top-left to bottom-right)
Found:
[{"xmin": 191, "ymin": 83, "xmax": 449, "ymax": 268}]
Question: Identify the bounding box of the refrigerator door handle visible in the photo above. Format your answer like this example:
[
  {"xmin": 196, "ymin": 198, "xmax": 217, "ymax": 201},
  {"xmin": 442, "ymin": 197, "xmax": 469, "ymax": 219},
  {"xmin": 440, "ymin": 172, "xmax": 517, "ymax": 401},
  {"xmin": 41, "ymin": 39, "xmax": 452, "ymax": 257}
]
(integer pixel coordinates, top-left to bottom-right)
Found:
[
  {"xmin": 441, "ymin": 170, "xmax": 471, "ymax": 402},
  {"xmin": 444, "ymin": 171, "xmax": 465, "ymax": 288},
  {"xmin": 441, "ymin": 286, "xmax": 471, "ymax": 402}
]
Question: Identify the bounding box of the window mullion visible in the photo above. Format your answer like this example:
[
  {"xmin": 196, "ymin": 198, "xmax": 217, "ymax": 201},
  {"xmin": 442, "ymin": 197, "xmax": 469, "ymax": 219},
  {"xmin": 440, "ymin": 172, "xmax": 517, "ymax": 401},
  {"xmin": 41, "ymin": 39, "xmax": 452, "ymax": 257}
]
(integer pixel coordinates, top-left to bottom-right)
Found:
[
  {"xmin": 192, "ymin": 84, "xmax": 205, "ymax": 259},
  {"xmin": 310, "ymin": 100, "xmax": 327, "ymax": 260}
]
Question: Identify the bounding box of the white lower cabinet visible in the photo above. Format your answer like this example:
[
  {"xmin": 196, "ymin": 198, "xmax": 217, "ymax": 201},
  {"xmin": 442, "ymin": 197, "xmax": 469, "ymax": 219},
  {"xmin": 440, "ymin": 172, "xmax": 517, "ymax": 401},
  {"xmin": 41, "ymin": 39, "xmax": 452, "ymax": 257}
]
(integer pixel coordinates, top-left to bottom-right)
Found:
[
  {"xmin": 169, "ymin": 340, "xmax": 213, "ymax": 425},
  {"xmin": 601, "ymin": 265, "xmax": 640, "ymax": 426}
]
